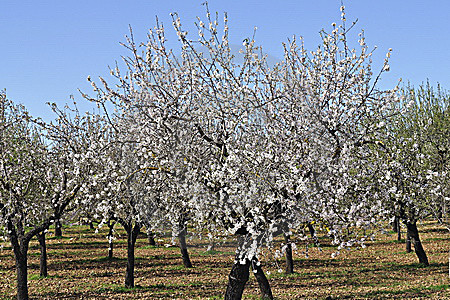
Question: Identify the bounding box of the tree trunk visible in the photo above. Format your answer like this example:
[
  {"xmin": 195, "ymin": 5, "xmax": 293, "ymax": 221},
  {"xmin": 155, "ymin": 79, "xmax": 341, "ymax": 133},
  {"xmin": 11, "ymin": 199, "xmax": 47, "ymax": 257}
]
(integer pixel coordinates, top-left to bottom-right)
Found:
[
  {"xmin": 225, "ymin": 235, "xmax": 251, "ymax": 300},
  {"xmin": 307, "ymin": 222, "xmax": 315, "ymax": 237},
  {"xmin": 5, "ymin": 216, "xmax": 53, "ymax": 300},
  {"xmin": 54, "ymin": 219, "xmax": 62, "ymax": 237},
  {"xmin": 37, "ymin": 232, "xmax": 48, "ymax": 277},
  {"xmin": 392, "ymin": 216, "xmax": 399, "ymax": 233},
  {"xmin": 15, "ymin": 248, "xmax": 28, "ymax": 300},
  {"xmin": 406, "ymin": 222, "xmax": 429, "ymax": 265},
  {"xmin": 147, "ymin": 230, "xmax": 156, "ymax": 246},
  {"xmin": 397, "ymin": 224, "xmax": 401, "ymax": 241},
  {"xmin": 284, "ymin": 234, "xmax": 294, "ymax": 274},
  {"xmin": 178, "ymin": 227, "xmax": 193, "ymax": 268},
  {"xmin": 437, "ymin": 205, "xmax": 443, "ymax": 220},
  {"xmin": 7, "ymin": 222, "xmax": 30, "ymax": 300},
  {"xmin": 393, "ymin": 216, "xmax": 401, "ymax": 240},
  {"xmin": 406, "ymin": 230, "xmax": 412, "ymax": 253},
  {"xmin": 107, "ymin": 220, "xmax": 115, "ymax": 259},
  {"xmin": 124, "ymin": 223, "xmax": 141, "ymax": 288},
  {"xmin": 225, "ymin": 258, "xmax": 251, "ymax": 300},
  {"xmin": 251, "ymin": 257, "xmax": 273, "ymax": 300}
]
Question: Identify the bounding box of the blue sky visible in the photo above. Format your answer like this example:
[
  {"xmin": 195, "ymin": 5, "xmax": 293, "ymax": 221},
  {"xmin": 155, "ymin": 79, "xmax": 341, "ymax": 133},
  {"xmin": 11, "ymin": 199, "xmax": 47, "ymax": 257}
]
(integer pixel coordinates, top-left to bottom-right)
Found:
[{"xmin": 1, "ymin": 0, "xmax": 449, "ymax": 121}]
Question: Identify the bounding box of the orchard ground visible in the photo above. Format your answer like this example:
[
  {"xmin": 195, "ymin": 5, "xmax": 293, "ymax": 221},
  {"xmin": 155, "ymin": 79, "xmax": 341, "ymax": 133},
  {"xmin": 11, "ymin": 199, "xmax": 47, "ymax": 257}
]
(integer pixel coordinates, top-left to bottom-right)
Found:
[{"xmin": 0, "ymin": 221, "xmax": 448, "ymax": 299}]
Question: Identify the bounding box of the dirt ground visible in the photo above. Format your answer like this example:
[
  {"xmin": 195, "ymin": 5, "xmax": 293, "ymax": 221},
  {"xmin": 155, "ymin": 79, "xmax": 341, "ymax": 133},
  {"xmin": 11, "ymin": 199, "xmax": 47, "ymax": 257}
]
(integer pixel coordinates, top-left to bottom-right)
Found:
[{"xmin": 0, "ymin": 220, "xmax": 448, "ymax": 299}]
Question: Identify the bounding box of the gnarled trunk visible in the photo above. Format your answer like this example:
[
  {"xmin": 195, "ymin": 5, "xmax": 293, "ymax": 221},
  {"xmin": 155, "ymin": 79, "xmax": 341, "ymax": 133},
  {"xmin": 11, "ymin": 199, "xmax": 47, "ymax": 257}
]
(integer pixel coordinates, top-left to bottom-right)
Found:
[
  {"xmin": 406, "ymin": 222, "xmax": 429, "ymax": 265},
  {"xmin": 37, "ymin": 232, "xmax": 48, "ymax": 277},
  {"xmin": 284, "ymin": 234, "xmax": 294, "ymax": 274},
  {"xmin": 178, "ymin": 226, "xmax": 193, "ymax": 268},
  {"xmin": 251, "ymin": 257, "xmax": 273, "ymax": 300},
  {"xmin": 225, "ymin": 235, "xmax": 251, "ymax": 300},
  {"xmin": 225, "ymin": 234, "xmax": 256, "ymax": 300},
  {"xmin": 225, "ymin": 259, "xmax": 251, "ymax": 300}
]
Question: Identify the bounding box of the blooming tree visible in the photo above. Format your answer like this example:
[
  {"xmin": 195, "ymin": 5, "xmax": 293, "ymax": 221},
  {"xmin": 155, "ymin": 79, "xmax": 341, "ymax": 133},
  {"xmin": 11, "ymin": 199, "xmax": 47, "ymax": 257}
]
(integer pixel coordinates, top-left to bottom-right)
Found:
[
  {"xmin": 0, "ymin": 92, "xmax": 52, "ymax": 300},
  {"xmin": 376, "ymin": 83, "xmax": 449, "ymax": 265},
  {"xmin": 0, "ymin": 94, "xmax": 93, "ymax": 299},
  {"xmin": 81, "ymin": 4, "xmax": 405, "ymax": 299},
  {"xmin": 0, "ymin": 91, "xmax": 106, "ymax": 300},
  {"xmin": 278, "ymin": 8, "xmax": 401, "ymax": 241}
]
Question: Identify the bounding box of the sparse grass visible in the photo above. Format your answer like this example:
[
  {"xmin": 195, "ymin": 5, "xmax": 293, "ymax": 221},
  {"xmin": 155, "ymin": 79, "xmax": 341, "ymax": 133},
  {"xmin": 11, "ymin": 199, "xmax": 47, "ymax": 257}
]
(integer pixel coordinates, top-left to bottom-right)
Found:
[
  {"xmin": 28, "ymin": 274, "xmax": 62, "ymax": 281},
  {"xmin": 196, "ymin": 249, "xmax": 235, "ymax": 256},
  {"xmin": 0, "ymin": 220, "xmax": 448, "ymax": 299},
  {"xmin": 363, "ymin": 284, "xmax": 449, "ymax": 298},
  {"xmin": 139, "ymin": 244, "xmax": 160, "ymax": 250},
  {"xmin": 27, "ymin": 274, "xmax": 41, "ymax": 281}
]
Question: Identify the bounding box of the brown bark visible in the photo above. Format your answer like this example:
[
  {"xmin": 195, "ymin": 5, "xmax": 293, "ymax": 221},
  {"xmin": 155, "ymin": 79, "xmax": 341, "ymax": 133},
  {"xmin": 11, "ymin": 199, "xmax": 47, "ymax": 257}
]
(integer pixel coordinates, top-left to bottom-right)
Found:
[
  {"xmin": 7, "ymin": 221, "xmax": 30, "ymax": 300},
  {"xmin": 15, "ymin": 248, "xmax": 28, "ymax": 300}
]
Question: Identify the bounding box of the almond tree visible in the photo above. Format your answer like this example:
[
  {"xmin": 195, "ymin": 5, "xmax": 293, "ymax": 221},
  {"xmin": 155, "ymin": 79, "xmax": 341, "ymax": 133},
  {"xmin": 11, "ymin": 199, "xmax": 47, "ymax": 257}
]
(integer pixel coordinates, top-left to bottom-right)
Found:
[
  {"xmin": 377, "ymin": 83, "xmax": 449, "ymax": 265},
  {"xmin": 84, "ymin": 9, "xmax": 282, "ymax": 298},
  {"xmin": 34, "ymin": 102, "xmax": 102, "ymax": 276},
  {"xmin": 79, "ymin": 108, "xmax": 175, "ymax": 288},
  {"xmin": 277, "ymin": 6, "xmax": 401, "ymax": 245},
  {"xmin": 0, "ymin": 92, "xmax": 51, "ymax": 300},
  {"xmin": 227, "ymin": 4, "xmax": 401, "ymax": 278},
  {"xmin": 0, "ymin": 92, "xmax": 103, "ymax": 299},
  {"xmin": 82, "ymin": 5, "xmax": 403, "ymax": 299},
  {"xmin": 89, "ymin": 124, "xmax": 144, "ymax": 288},
  {"xmin": 409, "ymin": 84, "xmax": 449, "ymax": 230}
]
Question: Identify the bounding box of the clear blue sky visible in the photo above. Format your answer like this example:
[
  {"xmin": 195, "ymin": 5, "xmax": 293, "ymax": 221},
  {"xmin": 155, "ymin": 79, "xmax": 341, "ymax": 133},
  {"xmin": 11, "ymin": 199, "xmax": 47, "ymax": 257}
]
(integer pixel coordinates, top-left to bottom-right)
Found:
[{"xmin": 1, "ymin": 0, "xmax": 449, "ymax": 121}]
